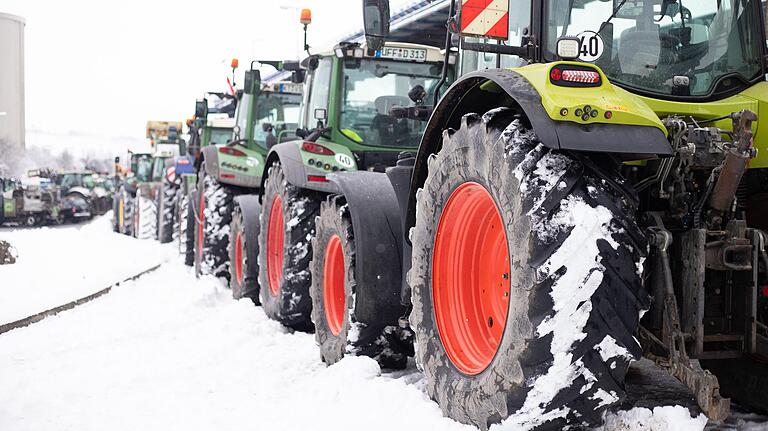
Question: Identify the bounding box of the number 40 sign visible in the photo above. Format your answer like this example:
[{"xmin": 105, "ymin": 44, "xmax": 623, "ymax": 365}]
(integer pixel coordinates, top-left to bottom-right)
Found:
[{"xmin": 576, "ymin": 31, "xmax": 604, "ymax": 62}]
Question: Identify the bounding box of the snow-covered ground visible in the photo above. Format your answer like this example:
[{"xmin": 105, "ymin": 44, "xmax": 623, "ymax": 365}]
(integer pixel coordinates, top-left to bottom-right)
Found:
[
  {"xmin": 0, "ymin": 214, "xmax": 174, "ymax": 325},
  {"xmin": 0, "ymin": 217, "xmax": 766, "ymax": 431}
]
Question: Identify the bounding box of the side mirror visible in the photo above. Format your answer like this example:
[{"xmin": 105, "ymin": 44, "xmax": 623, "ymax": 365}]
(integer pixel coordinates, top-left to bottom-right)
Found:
[
  {"xmin": 363, "ymin": 0, "xmax": 390, "ymax": 51},
  {"xmin": 291, "ymin": 70, "xmax": 306, "ymax": 84},
  {"xmin": 195, "ymin": 100, "xmax": 208, "ymax": 119},
  {"xmin": 244, "ymin": 70, "xmax": 261, "ymax": 95}
]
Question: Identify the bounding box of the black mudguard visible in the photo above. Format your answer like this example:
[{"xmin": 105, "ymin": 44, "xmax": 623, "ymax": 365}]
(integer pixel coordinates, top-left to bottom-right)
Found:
[
  {"xmin": 233, "ymin": 194, "xmax": 261, "ymax": 300},
  {"xmin": 327, "ymin": 171, "xmax": 407, "ymax": 324},
  {"xmin": 199, "ymin": 146, "xmax": 221, "ymax": 178},
  {"xmin": 263, "ymin": 142, "xmax": 340, "ymax": 194}
]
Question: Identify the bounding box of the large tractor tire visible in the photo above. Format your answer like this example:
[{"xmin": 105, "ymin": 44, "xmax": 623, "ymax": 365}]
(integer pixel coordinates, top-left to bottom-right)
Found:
[
  {"xmin": 157, "ymin": 176, "xmax": 178, "ymax": 244},
  {"xmin": 408, "ymin": 109, "xmax": 648, "ymax": 430},
  {"xmin": 228, "ymin": 195, "xmax": 261, "ymax": 302},
  {"xmin": 133, "ymin": 189, "xmax": 157, "ymax": 240},
  {"xmin": 258, "ymin": 162, "xmax": 319, "ymax": 331},
  {"xmin": 194, "ymin": 165, "xmax": 234, "ymax": 279},
  {"xmin": 179, "ymin": 189, "xmax": 195, "ymax": 267},
  {"xmin": 310, "ymin": 195, "xmax": 410, "ymax": 369}
]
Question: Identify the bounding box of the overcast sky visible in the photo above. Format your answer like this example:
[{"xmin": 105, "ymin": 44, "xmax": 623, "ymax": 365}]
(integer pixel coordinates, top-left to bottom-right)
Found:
[{"xmin": 2, "ymin": 0, "xmax": 413, "ymax": 140}]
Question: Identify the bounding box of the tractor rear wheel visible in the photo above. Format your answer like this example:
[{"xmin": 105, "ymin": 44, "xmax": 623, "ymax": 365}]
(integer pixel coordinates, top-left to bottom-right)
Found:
[
  {"xmin": 310, "ymin": 195, "xmax": 410, "ymax": 368},
  {"xmin": 178, "ymin": 189, "xmax": 195, "ymax": 266},
  {"xmin": 134, "ymin": 189, "xmax": 157, "ymax": 240},
  {"xmin": 157, "ymin": 176, "xmax": 177, "ymax": 244},
  {"xmin": 258, "ymin": 162, "xmax": 319, "ymax": 331},
  {"xmin": 119, "ymin": 189, "xmax": 134, "ymax": 237},
  {"xmin": 194, "ymin": 165, "xmax": 234, "ymax": 279},
  {"xmin": 409, "ymin": 109, "xmax": 648, "ymax": 430},
  {"xmin": 228, "ymin": 195, "xmax": 261, "ymax": 302}
]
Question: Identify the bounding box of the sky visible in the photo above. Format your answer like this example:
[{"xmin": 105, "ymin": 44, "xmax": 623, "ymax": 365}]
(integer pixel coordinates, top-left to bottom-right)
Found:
[{"xmin": 1, "ymin": 0, "xmax": 414, "ymax": 142}]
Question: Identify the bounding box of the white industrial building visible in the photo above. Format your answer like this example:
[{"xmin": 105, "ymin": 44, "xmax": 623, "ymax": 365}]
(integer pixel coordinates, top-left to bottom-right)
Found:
[{"xmin": 0, "ymin": 12, "xmax": 25, "ymax": 150}]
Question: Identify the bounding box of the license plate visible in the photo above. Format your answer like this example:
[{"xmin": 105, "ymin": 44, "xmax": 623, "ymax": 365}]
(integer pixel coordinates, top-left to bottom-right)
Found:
[{"xmin": 376, "ymin": 47, "xmax": 427, "ymax": 62}]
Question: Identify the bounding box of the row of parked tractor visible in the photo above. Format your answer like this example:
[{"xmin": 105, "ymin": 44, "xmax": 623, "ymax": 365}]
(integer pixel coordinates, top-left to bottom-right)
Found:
[
  {"xmin": 114, "ymin": 0, "xmax": 768, "ymax": 429},
  {"xmin": 0, "ymin": 169, "xmax": 113, "ymax": 227}
]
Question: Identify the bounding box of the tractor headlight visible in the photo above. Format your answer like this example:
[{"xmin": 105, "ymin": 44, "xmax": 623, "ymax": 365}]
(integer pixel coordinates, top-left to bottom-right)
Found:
[{"xmin": 335, "ymin": 48, "xmax": 344, "ymax": 58}]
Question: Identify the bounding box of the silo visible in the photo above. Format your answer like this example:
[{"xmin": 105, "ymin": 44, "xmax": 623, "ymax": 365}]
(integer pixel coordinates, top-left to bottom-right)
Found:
[{"xmin": 0, "ymin": 12, "xmax": 25, "ymax": 150}]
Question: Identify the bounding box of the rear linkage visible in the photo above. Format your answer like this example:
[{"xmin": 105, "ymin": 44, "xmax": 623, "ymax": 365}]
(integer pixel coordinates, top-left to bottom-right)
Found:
[{"xmin": 639, "ymin": 110, "xmax": 768, "ymax": 420}]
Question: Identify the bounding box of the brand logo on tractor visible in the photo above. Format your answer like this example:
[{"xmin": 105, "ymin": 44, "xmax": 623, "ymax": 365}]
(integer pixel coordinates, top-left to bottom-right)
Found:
[
  {"xmin": 459, "ymin": 0, "xmax": 509, "ymax": 39},
  {"xmin": 246, "ymin": 157, "xmax": 260, "ymax": 168}
]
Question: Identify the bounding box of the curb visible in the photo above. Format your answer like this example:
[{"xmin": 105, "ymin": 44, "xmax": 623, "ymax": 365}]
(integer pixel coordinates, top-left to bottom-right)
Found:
[{"xmin": 0, "ymin": 263, "xmax": 163, "ymax": 335}]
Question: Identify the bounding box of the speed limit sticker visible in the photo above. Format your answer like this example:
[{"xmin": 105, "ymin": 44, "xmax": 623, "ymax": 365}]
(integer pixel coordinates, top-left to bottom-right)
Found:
[
  {"xmin": 576, "ymin": 31, "xmax": 604, "ymax": 62},
  {"xmin": 335, "ymin": 153, "xmax": 355, "ymax": 168}
]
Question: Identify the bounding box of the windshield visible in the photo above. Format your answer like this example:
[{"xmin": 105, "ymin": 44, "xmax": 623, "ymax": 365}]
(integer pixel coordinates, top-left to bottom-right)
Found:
[
  {"xmin": 546, "ymin": 0, "xmax": 763, "ymax": 97},
  {"xmin": 340, "ymin": 59, "xmax": 446, "ymax": 148},
  {"xmin": 131, "ymin": 155, "xmax": 153, "ymax": 182},
  {"xmin": 208, "ymin": 127, "xmax": 232, "ymax": 146},
  {"xmin": 253, "ymin": 93, "xmax": 302, "ymax": 149}
]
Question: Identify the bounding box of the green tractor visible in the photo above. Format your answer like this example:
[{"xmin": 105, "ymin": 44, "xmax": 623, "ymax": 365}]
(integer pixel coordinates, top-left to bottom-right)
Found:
[
  {"xmin": 0, "ymin": 176, "xmax": 60, "ymax": 226},
  {"xmin": 251, "ymin": 13, "xmax": 455, "ymax": 340},
  {"xmin": 286, "ymin": 0, "xmax": 768, "ymax": 429},
  {"xmin": 175, "ymin": 92, "xmax": 238, "ymax": 266},
  {"xmin": 113, "ymin": 123, "xmax": 183, "ymax": 239},
  {"xmin": 192, "ymin": 61, "xmax": 302, "ymax": 301}
]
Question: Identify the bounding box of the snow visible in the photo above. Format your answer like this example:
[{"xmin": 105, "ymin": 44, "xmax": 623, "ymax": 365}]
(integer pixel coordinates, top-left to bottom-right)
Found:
[
  {"xmin": 0, "ymin": 213, "xmax": 174, "ymax": 325},
  {"xmin": 0, "ymin": 217, "xmax": 764, "ymax": 431},
  {"xmin": 598, "ymin": 406, "xmax": 708, "ymax": 431},
  {"xmin": 0, "ymin": 260, "xmax": 471, "ymax": 431}
]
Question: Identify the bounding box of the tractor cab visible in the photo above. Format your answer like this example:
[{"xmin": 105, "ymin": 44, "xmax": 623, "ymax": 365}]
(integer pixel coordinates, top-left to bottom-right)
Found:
[
  {"xmin": 233, "ymin": 65, "xmax": 303, "ymax": 151},
  {"xmin": 294, "ymin": 40, "xmax": 455, "ymax": 172},
  {"xmin": 130, "ymin": 153, "xmax": 154, "ymax": 183}
]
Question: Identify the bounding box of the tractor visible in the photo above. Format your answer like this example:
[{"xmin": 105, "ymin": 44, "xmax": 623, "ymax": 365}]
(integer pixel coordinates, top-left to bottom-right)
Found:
[
  {"xmin": 192, "ymin": 60, "xmax": 302, "ymax": 302},
  {"xmin": 283, "ymin": 0, "xmax": 768, "ymax": 429},
  {"xmin": 252, "ymin": 8, "xmax": 456, "ymax": 345},
  {"xmin": 53, "ymin": 170, "xmax": 113, "ymax": 219},
  {"xmin": 113, "ymin": 122, "xmax": 183, "ymax": 239},
  {"xmin": 176, "ymin": 93, "xmax": 237, "ymax": 262},
  {"xmin": 0, "ymin": 175, "xmax": 60, "ymax": 226}
]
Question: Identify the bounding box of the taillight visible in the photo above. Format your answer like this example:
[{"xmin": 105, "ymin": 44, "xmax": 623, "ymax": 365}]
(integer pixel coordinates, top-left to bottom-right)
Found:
[
  {"xmin": 549, "ymin": 65, "xmax": 602, "ymax": 87},
  {"xmin": 562, "ymin": 70, "xmax": 600, "ymax": 84},
  {"xmin": 302, "ymin": 142, "xmax": 334, "ymax": 156},
  {"xmin": 219, "ymin": 147, "xmax": 246, "ymax": 157},
  {"xmin": 307, "ymin": 175, "xmax": 328, "ymax": 183}
]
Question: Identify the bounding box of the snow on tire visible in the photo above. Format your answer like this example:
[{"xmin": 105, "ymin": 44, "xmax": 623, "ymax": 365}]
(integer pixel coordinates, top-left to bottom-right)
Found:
[
  {"xmin": 118, "ymin": 188, "xmax": 134, "ymax": 237},
  {"xmin": 310, "ymin": 195, "xmax": 411, "ymax": 369},
  {"xmin": 157, "ymin": 176, "xmax": 178, "ymax": 244},
  {"xmin": 408, "ymin": 108, "xmax": 649, "ymax": 430},
  {"xmin": 228, "ymin": 195, "xmax": 261, "ymax": 302},
  {"xmin": 258, "ymin": 162, "xmax": 318, "ymax": 331},
  {"xmin": 178, "ymin": 190, "xmax": 195, "ymax": 266},
  {"xmin": 134, "ymin": 189, "xmax": 157, "ymax": 240},
  {"xmin": 195, "ymin": 166, "xmax": 234, "ymax": 279}
]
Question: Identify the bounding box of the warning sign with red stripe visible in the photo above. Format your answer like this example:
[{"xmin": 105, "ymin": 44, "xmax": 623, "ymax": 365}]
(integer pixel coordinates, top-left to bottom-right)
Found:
[{"xmin": 460, "ymin": 0, "xmax": 509, "ymax": 39}]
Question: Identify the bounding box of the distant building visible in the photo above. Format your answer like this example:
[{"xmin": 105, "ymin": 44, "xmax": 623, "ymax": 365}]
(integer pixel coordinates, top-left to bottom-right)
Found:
[{"xmin": 0, "ymin": 12, "xmax": 25, "ymax": 150}]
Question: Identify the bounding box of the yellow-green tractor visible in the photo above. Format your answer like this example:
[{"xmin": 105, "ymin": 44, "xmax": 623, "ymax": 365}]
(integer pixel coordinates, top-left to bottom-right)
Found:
[{"xmin": 301, "ymin": 0, "xmax": 768, "ymax": 429}]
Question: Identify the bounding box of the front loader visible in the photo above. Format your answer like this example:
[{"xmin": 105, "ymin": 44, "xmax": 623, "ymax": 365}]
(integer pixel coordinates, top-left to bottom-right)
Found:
[{"xmin": 297, "ymin": 0, "xmax": 768, "ymax": 429}]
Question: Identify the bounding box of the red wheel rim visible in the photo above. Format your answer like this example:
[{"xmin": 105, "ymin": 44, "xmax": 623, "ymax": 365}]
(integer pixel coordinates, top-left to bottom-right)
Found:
[
  {"xmin": 197, "ymin": 190, "xmax": 205, "ymax": 258},
  {"xmin": 234, "ymin": 231, "xmax": 244, "ymax": 285},
  {"xmin": 266, "ymin": 195, "xmax": 284, "ymax": 296},
  {"xmin": 323, "ymin": 235, "xmax": 345, "ymax": 336},
  {"xmin": 432, "ymin": 182, "xmax": 511, "ymax": 375}
]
